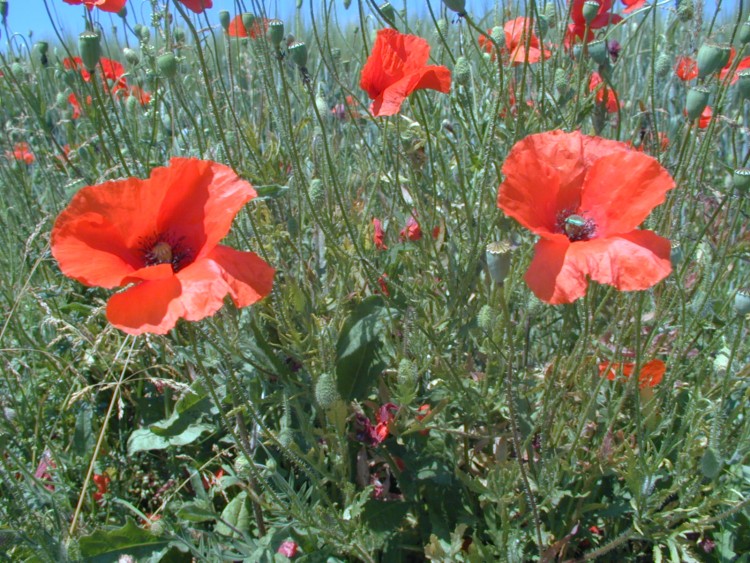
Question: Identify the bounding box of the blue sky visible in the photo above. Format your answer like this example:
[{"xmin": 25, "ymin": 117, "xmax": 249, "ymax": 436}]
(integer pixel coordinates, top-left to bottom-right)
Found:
[{"xmin": 13, "ymin": 0, "xmax": 743, "ymax": 45}]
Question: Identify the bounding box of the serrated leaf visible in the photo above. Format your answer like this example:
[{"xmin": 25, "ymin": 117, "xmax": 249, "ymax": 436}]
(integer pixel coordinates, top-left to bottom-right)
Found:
[
  {"xmin": 127, "ymin": 424, "xmax": 212, "ymax": 455},
  {"xmin": 336, "ymin": 297, "xmax": 397, "ymax": 401},
  {"xmin": 79, "ymin": 520, "xmax": 171, "ymax": 563},
  {"xmin": 215, "ymin": 492, "xmax": 251, "ymax": 538}
]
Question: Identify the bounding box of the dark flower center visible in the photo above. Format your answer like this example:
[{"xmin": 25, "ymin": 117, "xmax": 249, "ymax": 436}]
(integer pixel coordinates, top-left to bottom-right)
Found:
[
  {"xmin": 556, "ymin": 211, "xmax": 596, "ymax": 242},
  {"xmin": 140, "ymin": 233, "xmax": 192, "ymax": 272}
]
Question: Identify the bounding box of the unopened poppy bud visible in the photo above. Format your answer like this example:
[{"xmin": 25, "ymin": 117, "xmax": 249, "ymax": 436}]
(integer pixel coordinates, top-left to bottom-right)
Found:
[
  {"xmin": 654, "ymin": 52, "xmax": 671, "ymax": 77},
  {"xmin": 344, "ymin": 0, "xmax": 352, "ymax": 7},
  {"xmin": 315, "ymin": 372, "xmax": 340, "ymax": 410},
  {"xmin": 219, "ymin": 10, "xmax": 230, "ymax": 31},
  {"xmin": 397, "ymin": 358, "xmax": 418, "ymax": 388},
  {"xmin": 477, "ymin": 304, "xmax": 497, "ymax": 331},
  {"xmin": 733, "ymin": 168, "xmax": 750, "ymax": 192},
  {"xmin": 486, "ymin": 241, "xmax": 512, "ymax": 285},
  {"xmin": 123, "ymin": 47, "xmax": 139, "ymax": 65},
  {"xmin": 734, "ymin": 289, "xmax": 750, "ymax": 316},
  {"xmin": 454, "ymin": 56, "xmax": 471, "ymax": 85},
  {"xmin": 138, "ymin": 26, "xmax": 151, "ymax": 44},
  {"xmin": 588, "ymin": 39, "xmax": 609, "ymax": 65},
  {"xmin": 436, "ymin": 18, "xmax": 448, "ymax": 36},
  {"xmin": 685, "ymin": 86, "xmax": 709, "ymax": 121},
  {"xmin": 442, "ymin": 0, "xmax": 466, "ymax": 16},
  {"xmin": 241, "ymin": 13, "xmax": 256, "ymax": 34},
  {"xmin": 379, "ymin": 2, "xmax": 396, "ymax": 25},
  {"xmin": 544, "ymin": 3, "xmax": 557, "ymax": 26},
  {"xmin": 126, "ymin": 94, "xmax": 139, "ymax": 113},
  {"xmin": 79, "ymin": 31, "xmax": 101, "ymax": 72},
  {"xmin": 696, "ymin": 43, "xmax": 731, "ymax": 79},
  {"xmin": 36, "ymin": 41, "xmax": 49, "ymax": 57},
  {"xmin": 134, "ymin": 23, "xmax": 144, "ymax": 37},
  {"xmin": 308, "ymin": 178, "xmax": 324, "ymax": 205},
  {"xmin": 173, "ymin": 27, "xmax": 186, "ymax": 43},
  {"xmin": 740, "ymin": 20, "xmax": 750, "ymax": 45},
  {"xmin": 117, "ymin": 6, "xmax": 126, "ymax": 17},
  {"xmin": 738, "ymin": 70, "xmax": 750, "ymax": 98},
  {"xmin": 268, "ymin": 19, "xmax": 284, "ymax": 47},
  {"xmin": 582, "ymin": 1, "xmax": 600, "ymax": 24},
  {"xmin": 288, "ymin": 41, "xmax": 308, "ymax": 67},
  {"xmin": 0, "ymin": 0, "xmax": 8, "ymax": 23},
  {"xmin": 11, "ymin": 62, "xmax": 23, "ymax": 77},
  {"xmin": 157, "ymin": 53, "xmax": 178, "ymax": 79},
  {"xmin": 148, "ymin": 519, "xmax": 165, "ymax": 536},
  {"xmin": 490, "ymin": 25, "xmax": 505, "ymax": 50}
]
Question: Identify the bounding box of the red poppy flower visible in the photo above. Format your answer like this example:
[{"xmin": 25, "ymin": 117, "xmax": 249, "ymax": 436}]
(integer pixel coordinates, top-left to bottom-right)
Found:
[
  {"xmin": 51, "ymin": 158, "xmax": 275, "ymax": 335},
  {"xmin": 360, "ymin": 29, "xmax": 451, "ymax": 117},
  {"xmin": 497, "ymin": 130, "xmax": 674, "ymax": 304},
  {"xmin": 92, "ymin": 473, "xmax": 111, "ymax": 503},
  {"xmin": 400, "ymin": 216, "xmax": 422, "ymax": 241},
  {"xmin": 719, "ymin": 49, "xmax": 750, "ymax": 84},
  {"xmin": 621, "ymin": 0, "xmax": 647, "ymax": 12},
  {"xmin": 176, "ymin": 0, "xmax": 213, "ymax": 13},
  {"xmin": 599, "ymin": 358, "xmax": 665, "ymax": 388},
  {"xmin": 504, "ymin": 17, "xmax": 551, "ymax": 65},
  {"xmin": 478, "ymin": 30, "xmax": 494, "ymax": 56},
  {"xmin": 10, "ymin": 142, "xmax": 34, "ymax": 164},
  {"xmin": 684, "ymin": 106, "xmax": 713, "ymax": 129},
  {"xmin": 566, "ymin": 0, "xmax": 623, "ymax": 44},
  {"xmin": 227, "ymin": 15, "xmax": 268, "ymax": 38},
  {"xmin": 64, "ymin": 56, "xmax": 128, "ymax": 93},
  {"xmin": 63, "ymin": 0, "xmax": 126, "ymax": 13},
  {"xmin": 373, "ymin": 218, "xmax": 387, "ymax": 250},
  {"xmin": 675, "ymin": 56, "xmax": 699, "ymax": 81},
  {"xmin": 589, "ymin": 72, "xmax": 619, "ymax": 113}
]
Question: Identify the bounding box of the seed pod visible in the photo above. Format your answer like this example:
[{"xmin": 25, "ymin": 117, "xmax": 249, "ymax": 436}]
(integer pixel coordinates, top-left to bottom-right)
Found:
[
  {"xmin": 443, "ymin": 0, "xmax": 466, "ymax": 16},
  {"xmin": 123, "ymin": 47, "xmax": 140, "ymax": 65},
  {"xmin": 486, "ymin": 241, "xmax": 512, "ymax": 285},
  {"xmin": 173, "ymin": 27, "xmax": 186, "ymax": 43},
  {"xmin": 739, "ymin": 19, "xmax": 750, "ymax": 45},
  {"xmin": 696, "ymin": 43, "xmax": 731, "ymax": 79},
  {"xmin": 79, "ymin": 31, "xmax": 102, "ymax": 72},
  {"xmin": 288, "ymin": 41, "xmax": 308, "ymax": 67},
  {"xmin": 117, "ymin": 6, "xmax": 127, "ymax": 18},
  {"xmin": 582, "ymin": 1, "xmax": 600, "ymax": 24},
  {"xmin": 219, "ymin": 10, "xmax": 230, "ymax": 31},
  {"xmin": 733, "ymin": 168, "xmax": 750, "ymax": 192},
  {"xmin": 268, "ymin": 19, "xmax": 284, "ymax": 47},
  {"xmin": 157, "ymin": 53, "xmax": 178, "ymax": 79},
  {"xmin": 685, "ymin": 86, "xmax": 709, "ymax": 121},
  {"xmin": 734, "ymin": 289, "xmax": 750, "ymax": 317},
  {"xmin": 738, "ymin": 69, "xmax": 750, "ymax": 98},
  {"xmin": 588, "ymin": 39, "xmax": 609, "ymax": 65}
]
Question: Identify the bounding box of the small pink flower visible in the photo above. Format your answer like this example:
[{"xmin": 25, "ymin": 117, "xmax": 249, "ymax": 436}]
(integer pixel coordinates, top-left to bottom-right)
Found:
[{"xmin": 277, "ymin": 540, "xmax": 298, "ymax": 558}]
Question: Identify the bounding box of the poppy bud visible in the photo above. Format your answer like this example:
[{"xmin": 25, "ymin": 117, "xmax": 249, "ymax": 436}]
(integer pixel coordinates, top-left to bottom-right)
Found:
[
  {"xmin": 677, "ymin": 0, "xmax": 693, "ymax": 21},
  {"xmin": 34, "ymin": 41, "xmax": 49, "ymax": 66},
  {"xmin": 685, "ymin": 86, "xmax": 709, "ymax": 121},
  {"xmin": 344, "ymin": 0, "xmax": 351, "ymax": 7},
  {"xmin": 733, "ymin": 168, "xmax": 750, "ymax": 192},
  {"xmin": 738, "ymin": 70, "xmax": 750, "ymax": 98},
  {"xmin": 436, "ymin": 18, "xmax": 448, "ymax": 36},
  {"xmin": 134, "ymin": 23, "xmax": 144, "ymax": 37},
  {"xmin": 268, "ymin": 19, "xmax": 285, "ymax": 47},
  {"xmin": 454, "ymin": 56, "xmax": 471, "ymax": 86},
  {"xmin": 157, "ymin": 53, "xmax": 178, "ymax": 79},
  {"xmin": 397, "ymin": 358, "xmax": 418, "ymax": 389},
  {"xmin": 241, "ymin": 13, "xmax": 256, "ymax": 34},
  {"xmin": 587, "ymin": 39, "xmax": 609, "ymax": 65},
  {"xmin": 655, "ymin": 52, "xmax": 671, "ymax": 77},
  {"xmin": 138, "ymin": 26, "xmax": 151, "ymax": 44},
  {"xmin": 123, "ymin": 47, "xmax": 139, "ymax": 65},
  {"xmin": 0, "ymin": 0, "xmax": 7, "ymax": 23},
  {"xmin": 11, "ymin": 62, "xmax": 23, "ymax": 77},
  {"xmin": 442, "ymin": 0, "xmax": 466, "ymax": 16},
  {"xmin": 148, "ymin": 519, "xmax": 166, "ymax": 536},
  {"xmin": 379, "ymin": 2, "xmax": 396, "ymax": 26},
  {"xmin": 734, "ymin": 289, "xmax": 750, "ymax": 317},
  {"xmin": 696, "ymin": 43, "xmax": 731, "ymax": 79},
  {"xmin": 308, "ymin": 178, "xmax": 324, "ymax": 205},
  {"xmin": 79, "ymin": 31, "xmax": 102, "ymax": 73},
  {"xmin": 582, "ymin": 1, "xmax": 600, "ymax": 24},
  {"xmin": 490, "ymin": 25, "xmax": 505, "ymax": 50},
  {"xmin": 740, "ymin": 20, "xmax": 750, "ymax": 45},
  {"xmin": 173, "ymin": 27, "xmax": 186, "ymax": 43},
  {"xmin": 486, "ymin": 241, "xmax": 512, "ymax": 285},
  {"xmin": 288, "ymin": 41, "xmax": 308, "ymax": 68},
  {"xmin": 219, "ymin": 10, "xmax": 230, "ymax": 31},
  {"xmin": 315, "ymin": 372, "xmax": 340, "ymax": 410},
  {"xmin": 544, "ymin": 3, "xmax": 557, "ymax": 26},
  {"xmin": 477, "ymin": 304, "xmax": 497, "ymax": 331}
]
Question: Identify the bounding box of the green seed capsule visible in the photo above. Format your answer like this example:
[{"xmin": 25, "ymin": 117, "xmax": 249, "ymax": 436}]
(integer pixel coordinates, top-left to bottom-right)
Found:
[
  {"xmin": 734, "ymin": 289, "xmax": 750, "ymax": 316},
  {"xmin": 733, "ymin": 169, "xmax": 750, "ymax": 192},
  {"xmin": 268, "ymin": 19, "xmax": 284, "ymax": 47},
  {"xmin": 685, "ymin": 86, "xmax": 709, "ymax": 121},
  {"xmin": 486, "ymin": 241, "xmax": 512, "ymax": 285},
  {"xmin": 582, "ymin": 1, "xmax": 600, "ymax": 23},
  {"xmin": 79, "ymin": 31, "xmax": 102, "ymax": 72},
  {"xmin": 587, "ymin": 39, "xmax": 609, "ymax": 65},
  {"xmin": 739, "ymin": 20, "xmax": 750, "ymax": 45},
  {"xmin": 696, "ymin": 43, "xmax": 731, "ymax": 79},
  {"xmin": 219, "ymin": 10, "xmax": 230, "ymax": 31},
  {"xmin": 443, "ymin": 0, "xmax": 466, "ymax": 15},
  {"xmin": 288, "ymin": 41, "xmax": 308, "ymax": 67},
  {"xmin": 738, "ymin": 70, "xmax": 750, "ymax": 98},
  {"xmin": 156, "ymin": 53, "xmax": 178, "ymax": 79}
]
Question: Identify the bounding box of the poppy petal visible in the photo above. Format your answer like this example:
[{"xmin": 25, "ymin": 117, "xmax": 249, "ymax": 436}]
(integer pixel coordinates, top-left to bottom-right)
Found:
[
  {"xmin": 525, "ymin": 238, "xmax": 589, "ymax": 304},
  {"xmin": 176, "ymin": 0, "xmax": 213, "ymax": 13},
  {"xmin": 106, "ymin": 275, "xmax": 184, "ymax": 335},
  {"xmin": 412, "ymin": 66, "xmax": 452, "ymax": 95},
  {"xmin": 580, "ymin": 152, "xmax": 675, "ymax": 236},
  {"xmin": 207, "ymin": 245, "xmax": 275, "ymax": 308},
  {"xmin": 173, "ymin": 259, "xmax": 234, "ymax": 322},
  {"xmin": 154, "ymin": 158, "xmax": 257, "ymax": 260}
]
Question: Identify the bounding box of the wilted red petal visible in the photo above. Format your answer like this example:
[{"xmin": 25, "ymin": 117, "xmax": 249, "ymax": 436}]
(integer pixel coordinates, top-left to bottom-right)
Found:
[{"xmin": 580, "ymin": 151, "xmax": 675, "ymax": 236}]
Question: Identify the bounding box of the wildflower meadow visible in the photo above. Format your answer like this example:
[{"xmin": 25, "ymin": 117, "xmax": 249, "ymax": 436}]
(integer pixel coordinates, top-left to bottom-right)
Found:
[{"xmin": 2, "ymin": 0, "xmax": 750, "ymax": 560}]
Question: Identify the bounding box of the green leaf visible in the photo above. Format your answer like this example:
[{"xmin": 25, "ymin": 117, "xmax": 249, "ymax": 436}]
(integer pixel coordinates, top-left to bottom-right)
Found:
[
  {"xmin": 149, "ymin": 385, "xmax": 212, "ymax": 437},
  {"xmin": 79, "ymin": 520, "xmax": 171, "ymax": 563},
  {"xmin": 215, "ymin": 492, "xmax": 251, "ymax": 538},
  {"xmin": 336, "ymin": 297, "xmax": 397, "ymax": 401},
  {"xmin": 176, "ymin": 500, "xmax": 217, "ymax": 523},
  {"xmin": 254, "ymin": 184, "xmax": 289, "ymax": 200},
  {"xmin": 73, "ymin": 403, "xmax": 94, "ymax": 458},
  {"xmin": 362, "ymin": 499, "xmax": 410, "ymax": 535},
  {"xmin": 127, "ymin": 424, "xmax": 213, "ymax": 455}
]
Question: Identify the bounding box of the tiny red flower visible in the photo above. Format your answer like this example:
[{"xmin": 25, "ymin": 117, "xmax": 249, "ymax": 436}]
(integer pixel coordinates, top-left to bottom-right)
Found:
[
  {"xmin": 377, "ymin": 274, "xmax": 390, "ymax": 297},
  {"xmin": 566, "ymin": 0, "xmax": 622, "ymax": 45},
  {"xmin": 227, "ymin": 15, "xmax": 268, "ymax": 39},
  {"xmin": 621, "ymin": 0, "xmax": 647, "ymax": 12},
  {"xmin": 400, "ymin": 216, "xmax": 422, "ymax": 241},
  {"xmin": 51, "ymin": 158, "xmax": 275, "ymax": 335},
  {"xmin": 360, "ymin": 29, "xmax": 451, "ymax": 117},
  {"xmin": 497, "ymin": 130, "xmax": 674, "ymax": 304},
  {"xmin": 10, "ymin": 142, "xmax": 34, "ymax": 164},
  {"xmin": 675, "ymin": 56, "xmax": 699, "ymax": 81},
  {"xmin": 373, "ymin": 218, "xmax": 387, "ymax": 250},
  {"xmin": 599, "ymin": 358, "xmax": 665, "ymax": 388},
  {"xmin": 416, "ymin": 404, "xmax": 431, "ymax": 436},
  {"xmin": 277, "ymin": 541, "xmax": 298, "ymax": 558},
  {"xmin": 589, "ymin": 72, "xmax": 619, "ymax": 113},
  {"xmin": 504, "ymin": 17, "xmax": 551, "ymax": 65},
  {"xmin": 176, "ymin": 0, "xmax": 213, "ymax": 13},
  {"xmin": 92, "ymin": 473, "xmax": 111, "ymax": 503},
  {"xmin": 62, "ymin": 0, "xmax": 126, "ymax": 13}
]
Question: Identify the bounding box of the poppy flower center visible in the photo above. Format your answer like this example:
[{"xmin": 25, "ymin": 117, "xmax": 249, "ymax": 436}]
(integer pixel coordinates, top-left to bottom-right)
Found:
[
  {"xmin": 556, "ymin": 212, "xmax": 597, "ymax": 242},
  {"xmin": 141, "ymin": 233, "xmax": 192, "ymax": 272}
]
